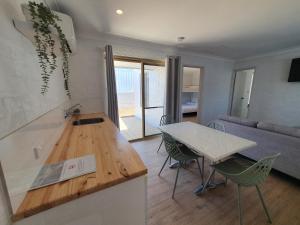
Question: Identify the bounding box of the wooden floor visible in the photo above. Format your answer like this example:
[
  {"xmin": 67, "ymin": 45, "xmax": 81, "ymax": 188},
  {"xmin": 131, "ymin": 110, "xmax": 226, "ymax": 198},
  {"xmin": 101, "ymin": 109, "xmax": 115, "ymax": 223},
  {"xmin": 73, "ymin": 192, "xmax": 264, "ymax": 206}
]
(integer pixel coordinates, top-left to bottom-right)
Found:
[
  {"xmin": 182, "ymin": 115, "xmax": 198, "ymax": 123},
  {"xmin": 132, "ymin": 136, "xmax": 300, "ymax": 225}
]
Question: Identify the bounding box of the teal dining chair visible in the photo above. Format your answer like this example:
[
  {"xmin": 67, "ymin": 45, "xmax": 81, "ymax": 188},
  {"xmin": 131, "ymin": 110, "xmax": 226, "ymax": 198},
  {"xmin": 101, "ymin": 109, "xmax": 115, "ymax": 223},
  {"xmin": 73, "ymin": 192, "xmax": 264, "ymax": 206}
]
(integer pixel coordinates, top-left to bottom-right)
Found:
[
  {"xmin": 207, "ymin": 120, "xmax": 226, "ymax": 132},
  {"xmin": 158, "ymin": 132, "xmax": 204, "ymax": 198},
  {"xmin": 157, "ymin": 115, "xmax": 172, "ymax": 153},
  {"xmin": 213, "ymin": 153, "xmax": 280, "ymax": 225}
]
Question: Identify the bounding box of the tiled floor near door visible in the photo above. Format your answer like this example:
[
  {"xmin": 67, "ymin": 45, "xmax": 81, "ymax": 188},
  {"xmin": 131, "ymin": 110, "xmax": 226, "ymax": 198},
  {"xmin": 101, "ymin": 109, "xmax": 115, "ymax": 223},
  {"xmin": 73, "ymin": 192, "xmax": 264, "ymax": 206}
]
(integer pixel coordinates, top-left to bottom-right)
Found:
[{"xmin": 119, "ymin": 116, "xmax": 160, "ymax": 140}]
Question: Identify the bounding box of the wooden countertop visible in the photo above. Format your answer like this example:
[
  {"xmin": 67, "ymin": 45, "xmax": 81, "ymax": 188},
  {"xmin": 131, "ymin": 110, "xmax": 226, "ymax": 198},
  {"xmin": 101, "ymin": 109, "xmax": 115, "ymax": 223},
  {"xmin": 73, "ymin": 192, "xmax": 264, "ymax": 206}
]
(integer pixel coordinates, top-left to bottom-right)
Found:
[{"xmin": 13, "ymin": 113, "xmax": 147, "ymax": 221}]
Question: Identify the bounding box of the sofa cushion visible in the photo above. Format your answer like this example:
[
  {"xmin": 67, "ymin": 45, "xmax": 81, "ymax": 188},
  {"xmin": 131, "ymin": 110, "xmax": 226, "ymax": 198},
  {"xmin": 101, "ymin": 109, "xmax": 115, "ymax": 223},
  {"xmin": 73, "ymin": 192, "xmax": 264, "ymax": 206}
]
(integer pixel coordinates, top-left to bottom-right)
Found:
[
  {"xmin": 257, "ymin": 122, "xmax": 300, "ymax": 138},
  {"xmin": 220, "ymin": 120, "xmax": 300, "ymax": 179},
  {"xmin": 218, "ymin": 115, "xmax": 258, "ymax": 127}
]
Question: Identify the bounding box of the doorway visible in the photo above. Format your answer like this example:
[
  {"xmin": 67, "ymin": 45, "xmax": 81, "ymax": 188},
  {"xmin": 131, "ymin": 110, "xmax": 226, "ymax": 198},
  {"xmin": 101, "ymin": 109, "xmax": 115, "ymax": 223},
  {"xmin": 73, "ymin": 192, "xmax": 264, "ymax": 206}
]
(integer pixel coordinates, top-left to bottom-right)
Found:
[
  {"xmin": 114, "ymin": 57, "xmax": 166, "ymax": 141},
  {"xmin": 181, "ymin": 66, "xmax": 202, "ymax": 123},
  {"xmin": 231, "ymin": 69, "xmax": 255, "ymax": 118}
]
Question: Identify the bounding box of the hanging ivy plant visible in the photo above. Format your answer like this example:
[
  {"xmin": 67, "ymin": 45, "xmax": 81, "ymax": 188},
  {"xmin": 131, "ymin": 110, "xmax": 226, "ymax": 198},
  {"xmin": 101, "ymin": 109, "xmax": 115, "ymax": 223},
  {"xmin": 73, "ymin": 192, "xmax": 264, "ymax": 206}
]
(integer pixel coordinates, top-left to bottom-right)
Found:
[{"xmin": 28, "ymin": 1, "xmax": 71, "ymax": 97}]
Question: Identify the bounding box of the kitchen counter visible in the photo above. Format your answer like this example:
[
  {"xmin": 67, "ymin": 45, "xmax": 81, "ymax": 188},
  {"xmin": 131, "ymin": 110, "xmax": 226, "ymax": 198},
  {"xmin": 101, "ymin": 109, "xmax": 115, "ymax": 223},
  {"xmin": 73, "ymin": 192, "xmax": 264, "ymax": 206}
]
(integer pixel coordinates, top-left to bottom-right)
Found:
[{"xmin": 13, "ymin": 113, "xmax": 147, "ymax": 222}]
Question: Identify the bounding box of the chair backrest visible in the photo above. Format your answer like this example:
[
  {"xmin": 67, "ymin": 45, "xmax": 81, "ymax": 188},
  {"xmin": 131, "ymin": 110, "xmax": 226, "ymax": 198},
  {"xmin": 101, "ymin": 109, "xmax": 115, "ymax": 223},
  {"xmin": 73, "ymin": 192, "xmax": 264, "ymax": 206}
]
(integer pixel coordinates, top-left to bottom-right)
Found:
[
  {"xmin": 231, "ymin": 153, "xmax": 280, "ymax": 186},
  {"xmin": 207, "ymin": 120, "xmax": 226, "ymax": 132},
  {"xmin": 160, "ymin": 115, "xmax": 172, "ymax": 126},
  {"xmin": 162, "ymin": 132, "xmax": 192, "ymax": 162}
]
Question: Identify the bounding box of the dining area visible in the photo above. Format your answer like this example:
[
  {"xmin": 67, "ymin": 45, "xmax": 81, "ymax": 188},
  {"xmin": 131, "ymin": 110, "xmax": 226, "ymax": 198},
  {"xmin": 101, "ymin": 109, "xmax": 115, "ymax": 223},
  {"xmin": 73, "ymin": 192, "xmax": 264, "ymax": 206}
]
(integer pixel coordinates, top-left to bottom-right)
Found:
[{"xmin": 143, "ymin": 116, "xmax": 283, "ymax": 225}]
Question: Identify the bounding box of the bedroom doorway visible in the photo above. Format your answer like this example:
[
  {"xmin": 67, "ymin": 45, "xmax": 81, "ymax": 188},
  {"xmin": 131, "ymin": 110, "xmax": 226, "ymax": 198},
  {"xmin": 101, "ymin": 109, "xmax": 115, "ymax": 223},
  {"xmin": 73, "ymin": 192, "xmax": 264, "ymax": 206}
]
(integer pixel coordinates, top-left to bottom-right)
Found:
[
  {"xmin": 231, "ymin": 68, "xmax": 255, "ymax": 118},
  {"xmin": 114, "ymin": 56, "xmax": 165, "ymax": 141},
  {"xmin": 182, "ymin": 66, "xmax": 202, "ymax": 123}
]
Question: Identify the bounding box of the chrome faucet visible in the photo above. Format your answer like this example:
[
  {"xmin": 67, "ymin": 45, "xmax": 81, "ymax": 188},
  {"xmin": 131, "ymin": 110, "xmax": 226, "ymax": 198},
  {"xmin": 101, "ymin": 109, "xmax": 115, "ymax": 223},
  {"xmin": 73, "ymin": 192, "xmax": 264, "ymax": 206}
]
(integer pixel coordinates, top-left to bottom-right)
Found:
[{"xmin": 64, "ymin": 104, "xmax": 82, "ymax": 119}]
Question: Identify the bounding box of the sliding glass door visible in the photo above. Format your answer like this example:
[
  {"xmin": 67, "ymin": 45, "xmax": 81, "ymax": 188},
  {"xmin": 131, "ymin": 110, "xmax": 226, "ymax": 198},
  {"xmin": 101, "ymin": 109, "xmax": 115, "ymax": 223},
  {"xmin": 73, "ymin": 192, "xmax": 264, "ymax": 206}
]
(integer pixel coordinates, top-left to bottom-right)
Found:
[
  {"xmin": 115, "ymin": 61, "xmax": 143, "ymax": 140},
  {"xmin": 114, "ymin": 57, "xmax": 165, "ymax": 141},
  {"xmin": 143, "ymin": 64, "xmax": 166, "ymax": 136}
]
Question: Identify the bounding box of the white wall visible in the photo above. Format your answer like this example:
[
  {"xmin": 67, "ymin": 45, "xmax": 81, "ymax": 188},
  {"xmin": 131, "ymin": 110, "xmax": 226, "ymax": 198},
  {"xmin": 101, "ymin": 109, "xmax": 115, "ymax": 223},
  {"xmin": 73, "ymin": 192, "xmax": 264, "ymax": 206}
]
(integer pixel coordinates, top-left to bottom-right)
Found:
[
  {"xmin": 68, "ymin": 39, "xmax": 106, "ymax": 114},
  {"xmin": 0, "ymin": 0, "xmax": 69, "ymax": 139},
  {"xmin": 70, "ymin": 34, "xmax": 234, "ymax": 124},
  {"xmin": 0, "ymin": 0, "xmax": 70, "ymax": 223},
  {"xmin": 234, "ymin": 47, "xmax": 300, "ymax": 126}
]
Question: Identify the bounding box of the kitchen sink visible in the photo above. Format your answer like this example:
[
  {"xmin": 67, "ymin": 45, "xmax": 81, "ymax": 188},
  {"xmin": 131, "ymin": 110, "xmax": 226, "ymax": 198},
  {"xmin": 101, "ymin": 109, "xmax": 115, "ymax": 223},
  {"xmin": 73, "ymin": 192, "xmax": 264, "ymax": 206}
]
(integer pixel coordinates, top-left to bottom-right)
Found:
[{"xmin": 73, "ymin": 117, "xmax": 104, "ymax": 126}]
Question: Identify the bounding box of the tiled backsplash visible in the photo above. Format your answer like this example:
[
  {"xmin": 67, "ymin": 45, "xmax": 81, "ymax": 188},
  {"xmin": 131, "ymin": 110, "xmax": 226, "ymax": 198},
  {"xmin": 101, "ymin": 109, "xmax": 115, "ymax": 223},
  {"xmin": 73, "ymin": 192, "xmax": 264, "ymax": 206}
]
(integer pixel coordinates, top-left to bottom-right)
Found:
[
  {"xmin": 0, "ymin": 101, "xmax": 69, "ymax": 214},
  {"xmin": 0, "ymin": 1, "xmax": 71, "ymax": 223}
]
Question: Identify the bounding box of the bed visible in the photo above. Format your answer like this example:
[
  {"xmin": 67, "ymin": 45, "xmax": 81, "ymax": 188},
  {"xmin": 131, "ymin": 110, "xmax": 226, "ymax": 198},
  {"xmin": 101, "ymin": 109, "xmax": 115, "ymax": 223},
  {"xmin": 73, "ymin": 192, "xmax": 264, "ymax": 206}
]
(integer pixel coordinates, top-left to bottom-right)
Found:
[{"xmin": 182, "ymin": 102, "xmax": 198, "ymax": 114}]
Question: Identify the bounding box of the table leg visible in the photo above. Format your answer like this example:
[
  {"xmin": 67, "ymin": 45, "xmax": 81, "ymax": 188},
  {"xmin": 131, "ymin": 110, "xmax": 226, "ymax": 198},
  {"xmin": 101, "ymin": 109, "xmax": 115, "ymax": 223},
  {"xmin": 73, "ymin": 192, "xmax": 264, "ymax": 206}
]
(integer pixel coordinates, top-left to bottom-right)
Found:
[
  {"xmin": 169, "ymin": 159, "xmax": 195, "ymax": 169},
  {"xmin": 169, "ymin": 161, "xmax": 180, "ymax": 169},
  {"xmin": 194, "ymin": 164, "xmax": 225, "ymax": 195},
  {"xmin": 194, "ymin": 169, "xmax": 215, "ymax": 194}
]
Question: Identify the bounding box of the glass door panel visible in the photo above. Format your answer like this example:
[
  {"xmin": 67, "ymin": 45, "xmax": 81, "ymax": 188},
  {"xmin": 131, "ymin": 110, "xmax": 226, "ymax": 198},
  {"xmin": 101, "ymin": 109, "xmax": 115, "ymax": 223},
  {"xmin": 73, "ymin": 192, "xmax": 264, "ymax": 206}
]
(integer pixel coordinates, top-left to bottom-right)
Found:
[
  {"xmin": 115, "ymin": 60, "xmax": 143, "ymax": 141},
  {"xmin": 143, "ymin": 65, "xmax": 166, "ymax": 136}
]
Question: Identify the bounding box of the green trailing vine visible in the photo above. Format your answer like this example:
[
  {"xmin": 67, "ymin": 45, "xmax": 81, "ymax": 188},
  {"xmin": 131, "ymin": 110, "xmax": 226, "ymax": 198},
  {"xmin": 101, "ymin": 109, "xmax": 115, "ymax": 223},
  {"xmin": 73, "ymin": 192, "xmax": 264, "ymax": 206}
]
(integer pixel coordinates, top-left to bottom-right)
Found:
[{"xmin": 28, "ymin": 1, "xmax": 71, "ymax": 97}]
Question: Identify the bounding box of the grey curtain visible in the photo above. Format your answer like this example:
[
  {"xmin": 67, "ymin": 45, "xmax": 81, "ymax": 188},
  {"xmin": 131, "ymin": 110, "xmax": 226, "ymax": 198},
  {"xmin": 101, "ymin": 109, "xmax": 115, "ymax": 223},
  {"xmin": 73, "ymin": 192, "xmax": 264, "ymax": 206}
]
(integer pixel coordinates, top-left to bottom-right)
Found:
[
  {"xmin": 165, "ymin": 56, "xmax": 182, "ymax": 123},
  {"xmin": 105, "ymin": 45, "xmax": 119, "ymax": 128}
]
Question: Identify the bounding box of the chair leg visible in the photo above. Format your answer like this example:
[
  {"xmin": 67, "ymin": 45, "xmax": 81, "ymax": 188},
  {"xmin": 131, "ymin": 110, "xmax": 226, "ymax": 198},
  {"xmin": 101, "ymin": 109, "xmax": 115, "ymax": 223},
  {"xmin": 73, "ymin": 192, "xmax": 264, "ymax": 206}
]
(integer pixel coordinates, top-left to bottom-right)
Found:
[
  {"xmin": 172, "ymin": 163, "xmax": 181, "ymax": 199},
  {"xmin": 158, "ymin": 155, "xmax": 170, "ymax": 176},
  {"xmin": 237, "ymin": 184, "xmax": 243, "ymax": 225},
  {"xmin": 256, "ymin": 185, "xmax": 272, "ymax": 224},
  {"xmin": 225, "ymin": 176, "xmax": 228, "ymax": 186},
  {"xmin": 157, "ymin": 139, "xmax": 163, "ymax": 153},
  {"xmin": 202, "ymin": 157, "xmax": 205, "ymax": 184}
]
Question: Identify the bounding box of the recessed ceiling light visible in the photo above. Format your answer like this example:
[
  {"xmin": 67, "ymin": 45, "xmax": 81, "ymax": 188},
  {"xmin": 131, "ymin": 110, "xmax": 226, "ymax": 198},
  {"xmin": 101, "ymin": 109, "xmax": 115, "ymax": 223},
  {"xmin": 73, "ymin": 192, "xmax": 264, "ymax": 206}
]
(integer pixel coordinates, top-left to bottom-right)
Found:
[{"xmin": 116, "ymin": 9, "xmax": 123, "ymax": 15}]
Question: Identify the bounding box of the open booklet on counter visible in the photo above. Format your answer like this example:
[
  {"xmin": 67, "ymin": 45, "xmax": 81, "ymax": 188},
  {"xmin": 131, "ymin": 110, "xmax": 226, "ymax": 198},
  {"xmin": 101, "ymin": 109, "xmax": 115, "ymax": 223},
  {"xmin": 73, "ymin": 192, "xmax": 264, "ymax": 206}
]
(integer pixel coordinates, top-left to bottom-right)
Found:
[{"xmin": 30, "ymin": 154, "xmax": 96, "ymax": 190}]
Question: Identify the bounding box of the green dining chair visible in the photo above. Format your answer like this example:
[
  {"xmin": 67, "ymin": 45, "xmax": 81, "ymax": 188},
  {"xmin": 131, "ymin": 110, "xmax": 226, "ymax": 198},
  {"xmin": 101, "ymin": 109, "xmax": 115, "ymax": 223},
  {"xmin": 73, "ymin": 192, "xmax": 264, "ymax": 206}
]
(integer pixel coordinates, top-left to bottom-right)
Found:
[
  {"xmin": 158, "ymin": 132, "xmax": 204, "ymax": 198},
  {"xmin": 213, "ymin": 153, "xmax": 280, "ymax": 225},
  {"xmin": 207, "ymin": 120, "xmax": 226, "ymax": 132},
  {"xmin": 157, "ymin": 115, "xmax": 172, "ymax": 153}
]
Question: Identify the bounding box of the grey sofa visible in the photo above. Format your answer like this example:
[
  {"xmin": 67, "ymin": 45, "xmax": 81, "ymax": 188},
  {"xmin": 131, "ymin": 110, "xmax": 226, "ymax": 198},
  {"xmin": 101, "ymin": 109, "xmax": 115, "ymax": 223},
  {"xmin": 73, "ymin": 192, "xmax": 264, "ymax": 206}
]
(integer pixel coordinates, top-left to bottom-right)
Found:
[{"xmin": 216, "ymin": 116, "xmax": 300, "ymax": 180}]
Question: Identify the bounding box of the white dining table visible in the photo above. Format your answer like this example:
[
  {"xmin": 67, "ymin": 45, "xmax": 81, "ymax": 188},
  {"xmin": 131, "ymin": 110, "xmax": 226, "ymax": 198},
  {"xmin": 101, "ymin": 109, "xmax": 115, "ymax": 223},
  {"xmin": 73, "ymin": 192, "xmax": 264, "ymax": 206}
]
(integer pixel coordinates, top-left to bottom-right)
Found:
[{"xmin": 159, "ymin": 121, "xmax": 257, "ymax": 194}]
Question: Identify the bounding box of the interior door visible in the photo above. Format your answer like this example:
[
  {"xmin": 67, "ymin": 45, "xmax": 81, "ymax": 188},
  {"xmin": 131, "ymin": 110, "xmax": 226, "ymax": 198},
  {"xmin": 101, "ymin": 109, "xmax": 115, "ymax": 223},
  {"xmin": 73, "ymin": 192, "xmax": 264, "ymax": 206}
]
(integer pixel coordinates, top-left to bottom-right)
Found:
[
  {"xmin": 143, "ymin": 64, "xmax": 166, "ymax": 136},
  {"xmin": 231, "ymin": 69, "xmax": 255, "ymax": 118}
]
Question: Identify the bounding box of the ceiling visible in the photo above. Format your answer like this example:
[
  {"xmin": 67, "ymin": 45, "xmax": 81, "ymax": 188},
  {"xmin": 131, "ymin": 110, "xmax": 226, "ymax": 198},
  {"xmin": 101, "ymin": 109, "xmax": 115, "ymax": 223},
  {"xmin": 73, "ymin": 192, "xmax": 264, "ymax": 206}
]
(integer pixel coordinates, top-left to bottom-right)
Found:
[{"xmin": 50, "ymin": 0, "xmax": 300, "ymax": 59}]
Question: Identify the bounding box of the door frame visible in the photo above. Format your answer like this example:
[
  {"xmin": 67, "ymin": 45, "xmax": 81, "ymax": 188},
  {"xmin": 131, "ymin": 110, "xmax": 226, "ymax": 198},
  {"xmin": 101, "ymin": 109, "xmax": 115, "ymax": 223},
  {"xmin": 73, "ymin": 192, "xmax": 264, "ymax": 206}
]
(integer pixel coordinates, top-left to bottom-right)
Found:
[
  {"xmin": 182, "ymin": 65, "xmax": 204, "ymax": 124},
  {"xmin": 114, "ymin": 56, "xmax": 165, "ymax": 140},
  {"xmin": 229, "ymin": 67, "xmax": 256, "ymax": 118}
]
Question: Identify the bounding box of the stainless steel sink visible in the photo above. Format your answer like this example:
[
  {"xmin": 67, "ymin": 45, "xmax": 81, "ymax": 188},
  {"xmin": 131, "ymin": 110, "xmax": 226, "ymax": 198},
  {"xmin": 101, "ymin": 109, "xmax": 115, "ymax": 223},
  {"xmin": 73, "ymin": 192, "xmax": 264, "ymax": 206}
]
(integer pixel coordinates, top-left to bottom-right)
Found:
[{"xmin": 73, "ymin": 117, "xmax": 104, "ymax": 126}]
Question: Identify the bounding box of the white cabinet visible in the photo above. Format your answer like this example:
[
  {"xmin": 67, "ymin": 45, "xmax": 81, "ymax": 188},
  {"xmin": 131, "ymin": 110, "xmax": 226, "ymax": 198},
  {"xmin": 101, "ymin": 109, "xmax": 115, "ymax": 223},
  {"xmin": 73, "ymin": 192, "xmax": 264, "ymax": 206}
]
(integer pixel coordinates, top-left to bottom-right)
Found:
[{"xmin": 14, "ymin": 176, "xmax": 147, "ymax": 225}]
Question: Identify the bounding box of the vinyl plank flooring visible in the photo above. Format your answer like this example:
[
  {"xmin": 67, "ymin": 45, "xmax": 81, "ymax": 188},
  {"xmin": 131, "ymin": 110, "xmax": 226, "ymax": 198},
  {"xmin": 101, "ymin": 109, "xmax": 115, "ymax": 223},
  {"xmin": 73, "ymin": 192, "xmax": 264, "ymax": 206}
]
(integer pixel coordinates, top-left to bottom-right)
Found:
[{"xmin": 132, "ymin": 136, "xmax": 300, "ymax": 225}]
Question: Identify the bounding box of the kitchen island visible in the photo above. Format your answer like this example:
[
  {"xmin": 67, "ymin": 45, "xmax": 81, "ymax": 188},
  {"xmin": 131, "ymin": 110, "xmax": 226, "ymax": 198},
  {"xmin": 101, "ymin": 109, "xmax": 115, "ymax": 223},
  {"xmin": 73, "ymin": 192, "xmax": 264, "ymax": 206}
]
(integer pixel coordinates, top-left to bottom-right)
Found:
[{"xmin": 12, "ymin": 113, "xmax": 147, "ymax": 225}]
